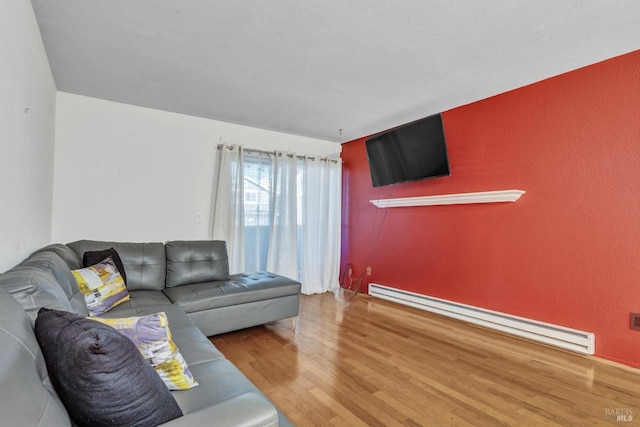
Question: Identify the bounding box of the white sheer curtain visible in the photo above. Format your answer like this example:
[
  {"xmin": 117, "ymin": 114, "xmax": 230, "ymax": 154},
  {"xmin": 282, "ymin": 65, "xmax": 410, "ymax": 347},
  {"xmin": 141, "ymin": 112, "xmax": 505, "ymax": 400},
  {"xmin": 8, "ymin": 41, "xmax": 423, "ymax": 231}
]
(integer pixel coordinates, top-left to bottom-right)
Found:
[
  {"xmin": 266, "ymin": 152, "xmax": 299, "ymax": 280},
  {"xmin": 213, "ymin": 145, "xmax": 341, "ymax": 294},
  {"xmin": 212, "ymin": 144, "xmax": 245, "ymax": 273},
  {"xmin": 299, "ymin": 156, "xmax": 342, "ymax": 294}
]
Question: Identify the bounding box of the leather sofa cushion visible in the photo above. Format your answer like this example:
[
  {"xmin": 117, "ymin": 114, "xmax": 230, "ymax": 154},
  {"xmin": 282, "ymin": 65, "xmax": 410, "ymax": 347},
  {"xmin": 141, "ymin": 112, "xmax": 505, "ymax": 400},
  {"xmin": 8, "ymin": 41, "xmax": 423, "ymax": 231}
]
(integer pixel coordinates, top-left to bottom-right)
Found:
[
  {"xmin": 94, "ymin": 312, "xmax": 198, "ymax": 390},
  {"xmin": 0, "ymin": 288, "xmax": 71, "ymax": 426},
  {"xmin": 99, "ymin": 300, "xmax": 280, "ymax": 426},
  {"xmin": 109, "ymin": 289, "xmax": 174, "ymax": 310},
  {"xmin": 103, "ymin": 300, "xmax": 227, "ymax": 364},
  {"xmin": 162, "ymin": 272, "xmax": 301, "ymax": 313},
  {"xmin": 165, "ymin": 240, "xmax": 230, "ymax": 287},
  {"xmin": 31, "ymin": 243, "xmax": 82, "ymax": 269},
  {"xmin": 68, "ymin": 240, "xmax": 166, "ymax": 291},
  {"xmin": 170, "ymin": 357, "xmax": 277, "ymax": 419},
  {"xmin": 169, "ymin": 392, "xmax": 280, "ymax": 427},
  {"xmin": 0, "ymin": 266, "xmax": 74, "ymax": 322},
  {"xmin": 21, "ymin": 251, "xmax": 88, "ymax": 316}
]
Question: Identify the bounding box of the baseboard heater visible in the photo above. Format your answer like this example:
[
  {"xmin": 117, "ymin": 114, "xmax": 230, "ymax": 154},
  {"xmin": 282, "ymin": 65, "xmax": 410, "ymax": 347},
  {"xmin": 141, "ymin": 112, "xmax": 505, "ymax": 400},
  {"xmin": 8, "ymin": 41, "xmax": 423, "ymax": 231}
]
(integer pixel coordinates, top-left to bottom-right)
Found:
[{"xmin": 368, "ymin": 283, "xmax": 595, "ymax": 355}]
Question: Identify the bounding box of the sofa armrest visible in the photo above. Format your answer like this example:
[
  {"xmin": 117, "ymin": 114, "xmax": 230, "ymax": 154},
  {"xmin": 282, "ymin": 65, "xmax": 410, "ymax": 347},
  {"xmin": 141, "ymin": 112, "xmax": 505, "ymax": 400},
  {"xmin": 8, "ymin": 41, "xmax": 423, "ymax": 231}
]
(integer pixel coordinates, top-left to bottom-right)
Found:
[{"xmin": 159, "ymin": 392, "xmax": 279, "ymax": 427}]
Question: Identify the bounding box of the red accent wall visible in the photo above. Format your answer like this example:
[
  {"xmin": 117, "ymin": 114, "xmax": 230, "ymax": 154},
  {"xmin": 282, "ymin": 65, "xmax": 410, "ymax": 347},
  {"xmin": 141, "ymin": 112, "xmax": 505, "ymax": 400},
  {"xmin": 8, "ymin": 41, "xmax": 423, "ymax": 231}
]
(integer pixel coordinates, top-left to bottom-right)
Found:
[{"xmin": 341, "ymin": 50, "xmax": 640, "ymax": 368}]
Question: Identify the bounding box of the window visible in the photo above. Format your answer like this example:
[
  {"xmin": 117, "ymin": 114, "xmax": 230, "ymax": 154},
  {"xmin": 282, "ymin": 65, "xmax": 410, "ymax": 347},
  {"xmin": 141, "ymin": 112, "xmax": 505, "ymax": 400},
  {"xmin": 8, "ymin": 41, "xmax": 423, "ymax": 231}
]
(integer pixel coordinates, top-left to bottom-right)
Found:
[
  {"xmin": 214, "ymin": 145, "xmax": 341, "ymax": 294},
  {"xmin": 243, "ymin": 155, "xmax": 274, "ymax": 269}
]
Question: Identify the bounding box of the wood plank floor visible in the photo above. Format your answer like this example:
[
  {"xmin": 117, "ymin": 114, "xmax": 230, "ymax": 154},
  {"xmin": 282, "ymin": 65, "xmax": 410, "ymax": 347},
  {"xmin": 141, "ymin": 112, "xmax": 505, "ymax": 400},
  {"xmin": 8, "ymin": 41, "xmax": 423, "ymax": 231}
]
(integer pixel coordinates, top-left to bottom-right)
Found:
[{"xmin": 211, "ymin": 293, "xmax": 640, "ymax": 426}]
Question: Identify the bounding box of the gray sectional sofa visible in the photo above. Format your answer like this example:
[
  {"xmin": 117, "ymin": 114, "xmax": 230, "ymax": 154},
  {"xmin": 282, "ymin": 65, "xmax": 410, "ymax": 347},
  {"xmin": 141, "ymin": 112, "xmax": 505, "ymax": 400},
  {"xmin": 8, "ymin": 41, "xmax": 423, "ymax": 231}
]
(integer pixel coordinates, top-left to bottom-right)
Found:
[{"xmin": 0, "ymin": 239, "xmax": 301, "ymax": 427}]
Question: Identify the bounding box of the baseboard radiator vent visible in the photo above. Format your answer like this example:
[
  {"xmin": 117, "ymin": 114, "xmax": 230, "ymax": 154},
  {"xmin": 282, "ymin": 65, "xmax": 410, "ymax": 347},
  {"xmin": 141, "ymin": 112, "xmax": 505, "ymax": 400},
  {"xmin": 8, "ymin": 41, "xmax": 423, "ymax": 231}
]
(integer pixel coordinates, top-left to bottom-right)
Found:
[{"xmin": 368, "ymin": 283, "xmax": 595, "ymax": 355}]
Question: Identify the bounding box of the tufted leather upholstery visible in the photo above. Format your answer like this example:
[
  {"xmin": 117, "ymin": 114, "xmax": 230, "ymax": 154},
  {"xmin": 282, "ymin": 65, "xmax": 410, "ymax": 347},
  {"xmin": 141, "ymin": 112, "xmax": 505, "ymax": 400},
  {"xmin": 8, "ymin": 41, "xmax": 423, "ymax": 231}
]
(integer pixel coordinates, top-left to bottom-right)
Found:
[
  {"xmin": 20, "ymin": 251, "xmax": 88, "ymax": 315},
  {"xmin": 0, "ymin": 266, "xmax": 76, "ymax": 322},
  {"xmin": 165, "ymin": 240, "xmax": 230, "ymax": 287},
  {"xmin": 163, "ymin": 272, "xmax": 301, "ymax": 313},
  {"xmin": 31, "ymin": 244, "xmax": 82, "ymax": 269},
  {"xmin": 0, "ymin": 240, "xmax": 298, "ymax": 427},
  {"xmin": 67, "ymin": 240, "xmax": 166, "ymax": 291}
]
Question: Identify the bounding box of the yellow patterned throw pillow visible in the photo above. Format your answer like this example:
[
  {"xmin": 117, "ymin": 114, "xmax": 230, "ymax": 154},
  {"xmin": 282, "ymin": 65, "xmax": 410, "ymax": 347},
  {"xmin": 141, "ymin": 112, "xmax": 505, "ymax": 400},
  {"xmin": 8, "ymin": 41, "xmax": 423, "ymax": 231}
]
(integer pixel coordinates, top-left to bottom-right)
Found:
[
  {"xmin": 72, "ymin": 256, "xmax": 129, "ymax": 316},
  {"xmin": 94, "ymin": 312, "xmax": 199, "ymax": 390}
]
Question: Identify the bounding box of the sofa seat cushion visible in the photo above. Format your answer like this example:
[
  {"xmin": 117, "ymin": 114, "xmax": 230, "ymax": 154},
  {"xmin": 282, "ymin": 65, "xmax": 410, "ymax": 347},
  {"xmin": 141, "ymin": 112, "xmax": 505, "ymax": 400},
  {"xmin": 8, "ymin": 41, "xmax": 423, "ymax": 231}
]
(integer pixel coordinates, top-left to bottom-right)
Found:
[
  {"xmin": 166, "ymin": 392, "xmax": 281, "ymax": 427},
  {"xmin": 94, "ymin": 312, "xmax": 199, "ymax": 390},
  {"xmin": 108, "ymin": 289, "xmax": 173, "ymax": 310},
  {"xmin": 105, "ymin": 302, "xmax": 227, "ymax": 363},
  {"xmin": 162, "ymin": 272, "xmax": 301, "ymax": 314},
  {"xmin": 170, "ymin": 358, "xmax": 275, "ymax": 416}
]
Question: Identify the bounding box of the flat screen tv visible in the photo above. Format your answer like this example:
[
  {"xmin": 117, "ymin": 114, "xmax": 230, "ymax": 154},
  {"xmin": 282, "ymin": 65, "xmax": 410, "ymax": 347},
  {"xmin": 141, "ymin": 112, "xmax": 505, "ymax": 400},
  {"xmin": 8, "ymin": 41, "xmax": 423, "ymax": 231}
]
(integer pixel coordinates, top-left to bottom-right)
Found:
[{"xmin": 365, "ymin": 113, "xmax": 450, "ymax": 187}]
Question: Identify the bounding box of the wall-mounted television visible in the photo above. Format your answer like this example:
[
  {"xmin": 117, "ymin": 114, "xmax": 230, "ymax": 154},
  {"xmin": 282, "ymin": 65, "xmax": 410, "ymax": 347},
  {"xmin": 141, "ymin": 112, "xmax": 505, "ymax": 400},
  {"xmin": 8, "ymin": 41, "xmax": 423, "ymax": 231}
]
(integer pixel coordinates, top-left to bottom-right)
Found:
[{"xmin": 365, "ymin": 113, "xmax": 450, "ymax": 187}]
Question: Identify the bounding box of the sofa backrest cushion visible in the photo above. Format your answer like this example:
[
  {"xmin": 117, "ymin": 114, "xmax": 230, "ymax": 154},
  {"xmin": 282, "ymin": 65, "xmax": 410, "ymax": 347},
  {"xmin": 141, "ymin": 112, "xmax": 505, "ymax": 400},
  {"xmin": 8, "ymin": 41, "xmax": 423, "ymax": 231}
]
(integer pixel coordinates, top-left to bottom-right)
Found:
[
  {"xmin": 31, "ymin": 244, "xmax": 82, "ymax": 269},
  {"xmin": 20, "ymin": 251, "xmax": 89, "ymax": 316},
  {"xmin": 165, "ymin": 240, "xmax": 230, "ymax": 287},
  {"xmin": 0, "ymin": 266, "xmax": 74, "ymax": 323},
  {"xmin": 67, "ymin": 240, "xmax": 166, "ymax": 291},
  {"xmin": 0, "ymin": 288, "xmax": 71, "ymax": 426}
]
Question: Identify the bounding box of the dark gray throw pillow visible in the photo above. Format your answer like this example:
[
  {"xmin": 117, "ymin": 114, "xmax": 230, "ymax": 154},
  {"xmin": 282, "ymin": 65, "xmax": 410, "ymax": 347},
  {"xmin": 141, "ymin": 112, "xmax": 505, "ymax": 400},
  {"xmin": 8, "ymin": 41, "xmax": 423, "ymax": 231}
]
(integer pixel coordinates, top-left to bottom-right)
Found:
[
  {"xmin": 83, "ymin": 247, "xmax": 127, "ymax": 285},
  {"xmin": 35, "ymin": 308, "xmax": 183, "ymax": 427}
]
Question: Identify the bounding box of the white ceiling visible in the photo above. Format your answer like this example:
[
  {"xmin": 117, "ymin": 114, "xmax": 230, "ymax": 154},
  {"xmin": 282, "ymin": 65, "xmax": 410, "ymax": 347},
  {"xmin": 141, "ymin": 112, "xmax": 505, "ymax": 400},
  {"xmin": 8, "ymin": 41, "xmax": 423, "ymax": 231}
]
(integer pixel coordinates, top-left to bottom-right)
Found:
[{"xmin": 31, "ymin": 1, "xmax": 640, "ymax": 144}]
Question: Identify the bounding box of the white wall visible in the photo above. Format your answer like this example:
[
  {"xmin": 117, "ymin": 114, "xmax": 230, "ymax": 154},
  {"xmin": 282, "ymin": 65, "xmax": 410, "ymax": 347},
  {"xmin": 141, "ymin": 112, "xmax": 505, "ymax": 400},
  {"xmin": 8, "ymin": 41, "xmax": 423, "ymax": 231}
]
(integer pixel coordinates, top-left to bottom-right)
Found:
[
  {"xmin": 0, "ymin": 0, "xmax": 56, "ymax": 272},
  {"xmin": 53, "ymin": 93, "xmax": 340, "ymax": 243}
]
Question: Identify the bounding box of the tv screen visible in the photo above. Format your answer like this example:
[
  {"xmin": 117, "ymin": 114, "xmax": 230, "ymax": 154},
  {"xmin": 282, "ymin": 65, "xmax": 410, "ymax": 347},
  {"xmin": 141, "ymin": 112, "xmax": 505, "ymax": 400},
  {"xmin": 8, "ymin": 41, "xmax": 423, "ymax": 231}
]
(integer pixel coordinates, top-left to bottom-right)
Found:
[{"xmin": 365, "ymin": 113, "xmax": 450, "ymax": 187}]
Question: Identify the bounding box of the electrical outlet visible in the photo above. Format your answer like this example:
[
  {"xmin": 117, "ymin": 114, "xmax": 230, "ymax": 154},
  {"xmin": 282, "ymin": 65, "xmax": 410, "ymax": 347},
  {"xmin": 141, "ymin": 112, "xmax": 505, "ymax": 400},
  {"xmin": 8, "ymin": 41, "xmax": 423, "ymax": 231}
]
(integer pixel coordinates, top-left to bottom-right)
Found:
[
  {"xmin": 630, "ymin": 313, "xmax": 640, "ymax": 331},
  {"xmin": 194, "ymin": 212, "xmax": 203, "ymax": 224},
  {"xmin": 366, "ymin": 266, "xmax": 372, "ymax": 276}
]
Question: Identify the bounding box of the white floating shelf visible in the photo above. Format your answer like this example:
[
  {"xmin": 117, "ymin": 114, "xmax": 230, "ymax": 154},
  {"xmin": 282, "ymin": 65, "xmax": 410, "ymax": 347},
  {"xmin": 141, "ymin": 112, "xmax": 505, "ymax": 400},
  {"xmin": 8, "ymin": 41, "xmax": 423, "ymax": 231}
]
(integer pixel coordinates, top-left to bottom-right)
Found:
[{"xmin": 370, "ymin": 189, "xmax": 525, "ymax": 208}]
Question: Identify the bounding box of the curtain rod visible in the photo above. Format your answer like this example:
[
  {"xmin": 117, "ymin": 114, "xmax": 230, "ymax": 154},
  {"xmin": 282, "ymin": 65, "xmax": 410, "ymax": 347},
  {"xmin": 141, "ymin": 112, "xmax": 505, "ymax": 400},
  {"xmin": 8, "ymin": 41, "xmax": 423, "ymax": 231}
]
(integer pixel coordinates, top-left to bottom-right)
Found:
[{"xmin": 217, "ymin": 144, "xmax": 340, "ymax": 164}]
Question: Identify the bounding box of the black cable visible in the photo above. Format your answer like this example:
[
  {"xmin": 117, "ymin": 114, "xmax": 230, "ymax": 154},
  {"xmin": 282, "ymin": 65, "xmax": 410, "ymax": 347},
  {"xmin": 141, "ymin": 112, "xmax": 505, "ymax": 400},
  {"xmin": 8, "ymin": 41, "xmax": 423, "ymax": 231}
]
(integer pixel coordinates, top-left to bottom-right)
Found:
[{"xmin": 365, "ymin": 185, "xmax": 395, "ymax": 267}]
